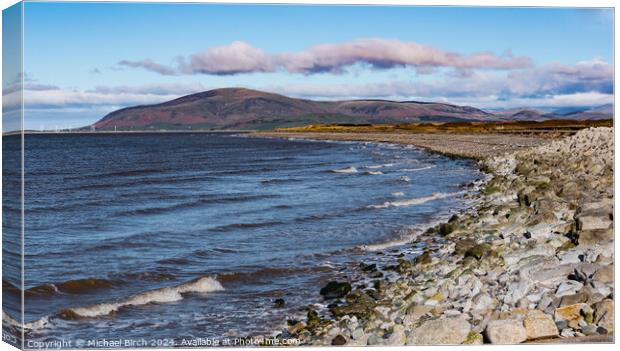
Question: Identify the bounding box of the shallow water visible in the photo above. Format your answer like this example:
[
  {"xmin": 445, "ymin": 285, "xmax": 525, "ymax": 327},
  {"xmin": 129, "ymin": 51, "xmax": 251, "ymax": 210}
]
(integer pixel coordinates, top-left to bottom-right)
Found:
[{"xmin": 4, "ymin": 133, "xmax": 481, "ymax": 345}]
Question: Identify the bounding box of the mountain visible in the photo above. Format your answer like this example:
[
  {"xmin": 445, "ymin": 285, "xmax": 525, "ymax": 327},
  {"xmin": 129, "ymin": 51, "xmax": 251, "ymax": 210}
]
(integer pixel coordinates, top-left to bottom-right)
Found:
[
  {"xmin": 91, "ymin": 88, "xmax": 495, "ymax": 130},
  {"xmin": 91, "ymin": 88, "xmax": 613, "ymax": 130},
  {"xmin": 492, "ymin": 104, "xmax": 613, "ymax": 122}
]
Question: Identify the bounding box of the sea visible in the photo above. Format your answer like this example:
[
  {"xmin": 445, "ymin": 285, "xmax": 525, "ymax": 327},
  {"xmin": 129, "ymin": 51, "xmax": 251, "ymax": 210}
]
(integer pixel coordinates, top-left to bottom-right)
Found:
[{"xmin": 2, "ymin": 133, "xmax": 482, "ymax": 347}]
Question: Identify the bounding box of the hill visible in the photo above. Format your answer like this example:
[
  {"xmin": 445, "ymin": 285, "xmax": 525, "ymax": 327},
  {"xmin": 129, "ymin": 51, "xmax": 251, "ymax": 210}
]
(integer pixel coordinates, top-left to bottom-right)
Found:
[{"xmin": 91, "ymin": 88, "xmax": 495, "ymax": 130}]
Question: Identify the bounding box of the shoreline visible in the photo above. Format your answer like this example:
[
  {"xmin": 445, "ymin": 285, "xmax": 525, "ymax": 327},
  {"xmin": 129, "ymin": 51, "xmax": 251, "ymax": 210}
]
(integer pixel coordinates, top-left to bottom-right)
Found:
[
  {"xmin": 255, "ymin": 131, "xmax": 554, "ymax": 160},
  {"xmin": 261, "ymin": 128, "xmax": 614, "ymax": 345}
]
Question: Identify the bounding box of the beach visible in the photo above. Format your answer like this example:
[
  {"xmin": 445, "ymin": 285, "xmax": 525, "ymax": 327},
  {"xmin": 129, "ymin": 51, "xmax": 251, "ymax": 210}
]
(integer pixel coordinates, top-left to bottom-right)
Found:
[
  {"xmin": 256, "ymin": 132, "xmax": 553, "ymax": 160},
  {"xmin": 261, "ymin": 128, "xmax": 614, "ymax": 345}
]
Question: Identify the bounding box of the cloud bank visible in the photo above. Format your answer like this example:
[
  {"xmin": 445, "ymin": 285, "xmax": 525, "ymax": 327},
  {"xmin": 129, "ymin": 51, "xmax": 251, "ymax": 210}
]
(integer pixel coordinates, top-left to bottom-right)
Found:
[
  {"xmin": 118, "ymin": 39, "xmax": 533, "ymax": 76},
  {"xmin": 6, "ymin": 58, "xmax": 611, "ymax": 114}
]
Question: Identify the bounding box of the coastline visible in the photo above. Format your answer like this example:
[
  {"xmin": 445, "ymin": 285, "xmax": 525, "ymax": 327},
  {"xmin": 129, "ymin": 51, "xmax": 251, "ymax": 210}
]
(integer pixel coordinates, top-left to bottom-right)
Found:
[
  {"xmin": 260, "ymin": 128, "xmax": 614, "ymax": 345},
  {"xmin": 255, "ymin": 132, "xmax": 553, "ymax": 160}
]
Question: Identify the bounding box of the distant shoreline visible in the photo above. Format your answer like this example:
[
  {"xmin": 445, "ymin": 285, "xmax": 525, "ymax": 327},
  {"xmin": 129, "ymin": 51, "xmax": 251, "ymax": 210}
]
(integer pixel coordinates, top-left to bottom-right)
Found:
[{"xmin": 2, "ymin": 130, "xmax": 255, "ymax": 137}]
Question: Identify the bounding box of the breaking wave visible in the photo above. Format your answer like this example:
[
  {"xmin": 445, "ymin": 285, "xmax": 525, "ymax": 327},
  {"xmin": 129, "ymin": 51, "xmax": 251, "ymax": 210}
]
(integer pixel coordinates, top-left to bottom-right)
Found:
[
  {"xmin": 330, "ymin": 166, "xmax": 358, "ymax": 173},
  {"xmin": 367, "ymin": 192, "xmax": 463, "ymax": 209},
  {"xmin": 365, "ymin": 163, "xmax": 393, "ymax": 169},
  {"xmin": 402, "ymin": 165, "xmax": 435, "ymax": 172},
  {"xmin": 58, "ymin": 276, "xmax": 223, "ymax": 320}
]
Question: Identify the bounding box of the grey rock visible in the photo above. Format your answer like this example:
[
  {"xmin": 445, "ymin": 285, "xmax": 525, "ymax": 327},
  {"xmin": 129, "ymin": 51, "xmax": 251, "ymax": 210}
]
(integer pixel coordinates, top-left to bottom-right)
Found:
[{"xmin": 408, "ymin": 317, "xmax": 471, "ymax": 345}]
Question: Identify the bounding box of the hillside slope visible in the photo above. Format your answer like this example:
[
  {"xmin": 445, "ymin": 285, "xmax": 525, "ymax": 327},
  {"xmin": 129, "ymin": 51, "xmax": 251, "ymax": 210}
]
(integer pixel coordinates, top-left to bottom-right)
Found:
[{"xmin": 92, "ymin": 88, "xmax": 495, "ymax": 130}]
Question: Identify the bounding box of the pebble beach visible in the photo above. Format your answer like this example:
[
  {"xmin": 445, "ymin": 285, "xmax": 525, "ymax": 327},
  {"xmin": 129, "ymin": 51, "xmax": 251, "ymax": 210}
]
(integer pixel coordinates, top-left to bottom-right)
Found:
[{"xmin": 263, "ymin": 128, "xmax": 614, "ymax": 345}]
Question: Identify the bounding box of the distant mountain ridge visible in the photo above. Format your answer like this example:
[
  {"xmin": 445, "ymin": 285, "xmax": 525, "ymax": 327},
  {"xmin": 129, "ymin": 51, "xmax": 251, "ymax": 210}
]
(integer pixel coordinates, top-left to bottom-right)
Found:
[{"xmin": 91, "ymin": 88, "xmax": 613, "ymax": 130}]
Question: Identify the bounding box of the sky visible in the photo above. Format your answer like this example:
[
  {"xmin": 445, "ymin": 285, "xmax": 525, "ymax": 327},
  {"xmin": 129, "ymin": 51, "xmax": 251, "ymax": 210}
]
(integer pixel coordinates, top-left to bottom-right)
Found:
[{"xmin": 2, "ymin": 2, "xmax": 615, "ymax": 130}]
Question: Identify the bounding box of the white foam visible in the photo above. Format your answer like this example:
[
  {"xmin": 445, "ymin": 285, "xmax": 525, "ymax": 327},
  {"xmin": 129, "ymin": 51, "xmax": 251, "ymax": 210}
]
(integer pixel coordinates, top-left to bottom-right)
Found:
[
  {"xmin": 402, "ymin": 165, "xmax": 435, "ymax": 172},
  {"xmin": 367, "ymin": 192, "xmax": 463, "ymax": 209},
  {"xmin": 2, "ymin": 311, "xmax": 50, "ymax": 331},
  {"xmin": 65, "ymin": 276, "xmax": 224, "ymax": 318},
  {"xmin": 399, "ymin": 176, "xmax": 411, "ymax": 182},
  {"xmin": 366, "ymin": 163, "xmax": 394, "ymax": 169},
  {"xmin": 365, "ymin": 170, "xmax": 383, "ymax": 175},
  {"xmin": 391, "ymin": 192, "xmax": 405, "ymax": 196},
  {"xmin": 331, "ymin": 166, "xmax": 358, "ymax": 173}
]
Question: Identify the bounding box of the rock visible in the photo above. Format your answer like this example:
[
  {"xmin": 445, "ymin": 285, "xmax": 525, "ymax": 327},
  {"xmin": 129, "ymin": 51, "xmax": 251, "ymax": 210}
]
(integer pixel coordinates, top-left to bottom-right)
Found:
[
  {"xmin": 591, "ymin": 265, "xmax": 613, "ymax": 283},
  {"xmin": 331, "ymin": 335, "xmax": 347, "ymax": 345},
  {"xmin": 503, "ymin": 244, "xmax": 555, "ymax": 266},
  {"xmin": 592, "ymin": 299, "xmax": 613, "ymax": 330},
  {"xmin": 331, "ymin": 290, "xmax": 376, "ymax": 319},
  {"xmin": 408, "ymin": 317, "xmax": 471, "ymax": 345},
  {"xmin": 560, "ymin": 328, "xmax": 575, "ymax": 338},
  {"xmin": 582, "ymin": 325, "xmax": 599, "ymax": 336},
  {"xmin": 320, "ymin": 281, "xmax": 352, "ymax": 299},
  {"xmin": 414, "ymin": 250, "xmax": 432, "ymax": 265},
  {"xmin": 465, "ymin": 243, "xmax": 491, "ymax": 260},
  {"xmin": 523, "ymin": 310, "xmax": 558, "ymax": 340},
  {"xmin": 471, "ymin": 292, "xmax": 495, "ymax": 312},
  {"xmin": 462, "ymin": 331, "xmax": 484, "ymax": 345},
  {"xmin": 484, "ymin": 319, "xmax": 527, "ymax": 344},
  {"xmin": 578, "ymin": 229, "xmax": 613, "ymax": 245},
  {"xmin": 558, "ymin": 290, "xmax": 590, "ymax": 307},
  {"xmin": 307, "ymin": 309, "xmax": 320, "ymax": 329},
  {"xmin": 274, "ymin": 298, "xmax": 285, "ymax": 308},
  {"xmin": 385, "ymin": 324, "xmax": 406, "ymax": 345},
  {"xmin": 555, "ymin": 281, "xmax": 583, "ymax": 298},
  {"xmin": 554, "ymin": 303, "xmax": 588, "ymax": 329},
  {"xmin": 576, "ymin": 215, "xmax": 611, "ymax": 231}
]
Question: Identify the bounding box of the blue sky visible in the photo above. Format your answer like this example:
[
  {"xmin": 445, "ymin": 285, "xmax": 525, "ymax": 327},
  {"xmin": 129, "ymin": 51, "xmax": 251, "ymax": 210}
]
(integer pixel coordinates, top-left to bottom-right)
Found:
[{"xmin": 3, "ymin": 2, "xmax": 614, "ymax": 129}]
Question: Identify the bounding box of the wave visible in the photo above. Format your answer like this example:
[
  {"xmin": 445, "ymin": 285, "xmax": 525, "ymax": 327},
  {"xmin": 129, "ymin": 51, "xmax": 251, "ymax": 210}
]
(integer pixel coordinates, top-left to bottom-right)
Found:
[
  {"xmin": 392, "ymin": 192, "xmax": 405, "ymax": 197},
  {"xmin": 365, "ymin": 163, "xmax": 394, "ymax": 169},
  {"xmin": 402, "ymin": 165, "xmax": 435, "ymax": 172},
  {"xmin": 330, "ymin": 166, "xmax": 358, "ymax": 174},
  {"xmin": 399, "ymin": 176, "xmax": 411, "ymax": 182},
  {"xmin": 2, "ymin": 311, "xmax": 50, "ymax": 331},
  {"xmin": 364, "ymin": 171, "xmax": 383, "ymax": 175},
  {"xmin": 367, "ymin": 191, "xmax": 463, "ymax": 209},
  {"xmin": 5, "ymin": 278, "xmax": 120, "ymax": 297},
  {"xmin": 217, "ymin": 266, "xmax": 332, "ymax": 285},
  {"xmin": 260, "ymin": 178, "xmax": 302, "ymax": 185},
  {"xmin": 58, "ymin": 276, "xmax": 223, "ymax": 320},
  {"xmin": 114, "ymin": 194, "xmax": 279, "ymax": 217},
  {"xmin": 208, "ymin": 220, "xmax": 285, "ymax": 233}
]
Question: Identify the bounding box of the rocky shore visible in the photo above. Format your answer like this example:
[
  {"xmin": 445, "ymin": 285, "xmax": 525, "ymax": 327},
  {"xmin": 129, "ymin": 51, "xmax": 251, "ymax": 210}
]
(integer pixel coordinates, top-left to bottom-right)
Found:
[{"xmin": 272, "ymin": 127, "xmax": 614, "ymax": 345}]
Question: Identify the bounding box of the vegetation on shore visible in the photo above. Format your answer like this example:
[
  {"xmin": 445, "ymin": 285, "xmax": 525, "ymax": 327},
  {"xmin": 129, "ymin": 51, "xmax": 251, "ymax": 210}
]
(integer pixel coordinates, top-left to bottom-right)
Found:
[{"xmin": 274, "ymin": 119, "xmax": 612, "ymax": 135}]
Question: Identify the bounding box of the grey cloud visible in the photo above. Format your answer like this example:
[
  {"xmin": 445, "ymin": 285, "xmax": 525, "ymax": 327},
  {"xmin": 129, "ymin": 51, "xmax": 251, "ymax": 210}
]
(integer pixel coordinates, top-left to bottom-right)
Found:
[
  {"xmin": 118, "ymin": 38, "xmax": 533, "ymax": 76},
  {"xmin": 117, "ymin": 59, "xmax": 178, "ymax": 76}
]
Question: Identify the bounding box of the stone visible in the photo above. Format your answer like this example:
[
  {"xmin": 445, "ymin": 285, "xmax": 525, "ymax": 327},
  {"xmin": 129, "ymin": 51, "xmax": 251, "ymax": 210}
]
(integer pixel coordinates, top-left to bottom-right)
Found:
[
  {"xmin": 331, "ymin": 335, "xmax": 347, "ymax": 346},
  {"xmin": 592, "ymin": 299, "xmax": 613, "ymax": 330},
  {"xmin": 462, "ymin": 331, "xmax": 484, "ymax": 345},
  {"xmin": 578, "ymin": 229, "xmax": 613, "ymax": 245},
  {"xmin": 274, "ymin": 298, "xmax": 285, "ymax": 308},
  {"xmin": 408, "ymin": 317, "xmax": 471, "ymax": 345},
  {"xmin": 385, "ymin": 324, "xmax": 406, "ymax": 345},
  {"xmin": 591, "ymin": 265, "xmax": 613, "ymax": 283},
  {"xmin": 555, "ymin": 281, "xmax": 583, "ymax": 298},
  {"xmin": 558, "ymin": 290, "xmax": 590, "ymax": 307},
  {"xmin": 484, "ymin": 319, "xmax": 527, "ymax": 344},
  {"xmin": 503, "ymin": 244, "xmax": 555, "ymax": 267},
  {"xmin": 523, "ymin": 310, "xmax": 558, "ymax": 340},
  {"xmin": 471, "ymin": 292, "xmax": 495, "ymax": 312},
  {"xmin": 320, "ymin": 281, "xmax": 352, "ymax": 299},
  {"xmin": 582, "ymin": 325, "xmax": 599, "ymax": 336},
  {"xmin": 576, "ymin": 215, "xmax": 612, "ymax": 231},
  {"xmin": 554, "ymin": 303, "xmax": 588, "ymax": 329}
]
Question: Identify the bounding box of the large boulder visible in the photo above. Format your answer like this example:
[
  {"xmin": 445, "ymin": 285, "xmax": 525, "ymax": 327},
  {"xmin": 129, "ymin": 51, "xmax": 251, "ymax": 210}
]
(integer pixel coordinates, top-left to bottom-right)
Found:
[
  {"xmin": 484, "ymin": 319, "xmax": 527, "ymax": 344},
  {"xmin": 320, "ymin": 281, "xmax": 352, "ymax": 299},
  {"xmin": 523, "ymin": 310, "xmax": 558, "ymax": 340},
  {"xmin": 408, "ymin": 317, "xmax": 471, "ymax": 345}
]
